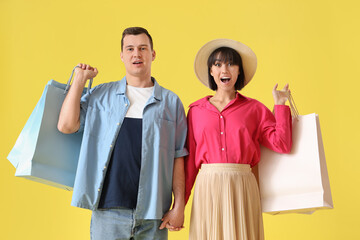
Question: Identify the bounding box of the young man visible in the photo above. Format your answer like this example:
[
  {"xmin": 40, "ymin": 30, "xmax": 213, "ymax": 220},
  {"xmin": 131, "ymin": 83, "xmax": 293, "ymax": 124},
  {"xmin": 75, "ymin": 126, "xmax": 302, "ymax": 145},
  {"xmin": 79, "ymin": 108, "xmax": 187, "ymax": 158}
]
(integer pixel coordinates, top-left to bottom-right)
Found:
[{"xmin": 58, "ymin": 27, "xmax": 187, "ymax": 239}]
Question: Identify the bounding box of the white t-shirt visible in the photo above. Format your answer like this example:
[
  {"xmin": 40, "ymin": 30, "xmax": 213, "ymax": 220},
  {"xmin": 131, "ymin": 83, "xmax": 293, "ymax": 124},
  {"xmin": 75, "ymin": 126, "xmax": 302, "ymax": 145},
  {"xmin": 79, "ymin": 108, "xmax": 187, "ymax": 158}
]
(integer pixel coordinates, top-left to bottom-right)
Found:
[{"xmin": 125, "ymin": 85, "xmax": 154, "ymax": 118}]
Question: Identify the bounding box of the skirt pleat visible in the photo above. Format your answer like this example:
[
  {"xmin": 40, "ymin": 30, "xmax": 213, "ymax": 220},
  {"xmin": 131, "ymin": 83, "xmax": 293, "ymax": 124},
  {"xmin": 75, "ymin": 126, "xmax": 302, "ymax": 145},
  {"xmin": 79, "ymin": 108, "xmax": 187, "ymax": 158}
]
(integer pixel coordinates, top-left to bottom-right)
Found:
[{"xmin": 189, "ymin": 163, "xmax": 264, "ymax": 240}]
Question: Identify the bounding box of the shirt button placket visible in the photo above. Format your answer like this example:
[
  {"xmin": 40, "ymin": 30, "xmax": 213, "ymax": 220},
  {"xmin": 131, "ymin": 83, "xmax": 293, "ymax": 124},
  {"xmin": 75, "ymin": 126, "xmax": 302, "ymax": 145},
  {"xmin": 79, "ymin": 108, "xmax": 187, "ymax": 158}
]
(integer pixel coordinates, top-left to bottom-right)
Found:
[{"xmin": 220, "ymin": 114, "xmax": 227, "ymax": 161}]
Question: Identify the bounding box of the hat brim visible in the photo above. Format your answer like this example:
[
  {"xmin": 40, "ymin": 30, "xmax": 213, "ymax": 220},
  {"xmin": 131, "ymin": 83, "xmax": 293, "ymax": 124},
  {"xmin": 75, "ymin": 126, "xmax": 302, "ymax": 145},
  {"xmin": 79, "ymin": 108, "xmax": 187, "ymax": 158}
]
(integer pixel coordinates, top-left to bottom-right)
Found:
[{"xmin": 194, "ymin": 39, "xmax": 257, "ymax": 89}]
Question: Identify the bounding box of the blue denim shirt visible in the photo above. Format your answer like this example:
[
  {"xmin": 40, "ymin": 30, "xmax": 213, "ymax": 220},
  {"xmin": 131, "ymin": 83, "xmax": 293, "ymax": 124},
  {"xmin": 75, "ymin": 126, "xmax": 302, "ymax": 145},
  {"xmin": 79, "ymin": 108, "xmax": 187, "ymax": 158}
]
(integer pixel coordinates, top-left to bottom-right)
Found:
[{"xmin": 71, "ymin": 77, "xmax": 188, "ymax": 219}]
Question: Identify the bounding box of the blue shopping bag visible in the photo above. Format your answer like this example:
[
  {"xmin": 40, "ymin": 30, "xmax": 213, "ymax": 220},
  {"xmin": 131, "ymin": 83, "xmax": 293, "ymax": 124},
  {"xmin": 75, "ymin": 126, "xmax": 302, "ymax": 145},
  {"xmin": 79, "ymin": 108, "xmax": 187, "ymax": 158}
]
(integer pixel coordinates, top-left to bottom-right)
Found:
[{"xmin": 7, "ymin": 67, "xmax": 92, "ymax": 191}]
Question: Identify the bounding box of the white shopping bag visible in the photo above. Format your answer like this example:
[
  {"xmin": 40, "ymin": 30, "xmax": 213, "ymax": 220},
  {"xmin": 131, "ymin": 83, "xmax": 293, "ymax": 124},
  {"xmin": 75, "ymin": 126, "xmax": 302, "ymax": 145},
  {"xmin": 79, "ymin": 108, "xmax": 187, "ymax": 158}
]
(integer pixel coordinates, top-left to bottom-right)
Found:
[{"xmin": 258, "ymin": 112, "xmax": 333, "ymax": 215}]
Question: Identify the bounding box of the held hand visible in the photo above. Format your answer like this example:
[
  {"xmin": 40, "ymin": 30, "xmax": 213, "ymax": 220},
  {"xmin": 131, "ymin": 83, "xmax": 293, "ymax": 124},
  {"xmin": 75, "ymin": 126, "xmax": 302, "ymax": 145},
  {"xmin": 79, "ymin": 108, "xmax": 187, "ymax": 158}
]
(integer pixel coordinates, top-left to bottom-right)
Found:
[
  {"xmin": 159, "ymin": 207, "xmax": 185, "ymax": 231},
  {"xmin": 74, "ymin": 63, "xmax": 99, "ymax": 84},
  {"xmin": 272, "ymin": 83, "xmax": 290, "ymax": 105}
]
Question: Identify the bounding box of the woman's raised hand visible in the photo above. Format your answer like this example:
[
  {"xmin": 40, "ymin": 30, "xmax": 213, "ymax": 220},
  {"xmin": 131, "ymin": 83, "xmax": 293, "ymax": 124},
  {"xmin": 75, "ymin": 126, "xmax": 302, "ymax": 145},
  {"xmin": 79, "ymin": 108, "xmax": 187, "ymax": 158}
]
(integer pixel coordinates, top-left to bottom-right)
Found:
[{"xmin": 272, "ymin": 83, "xmax": 290, "ymax": 105}]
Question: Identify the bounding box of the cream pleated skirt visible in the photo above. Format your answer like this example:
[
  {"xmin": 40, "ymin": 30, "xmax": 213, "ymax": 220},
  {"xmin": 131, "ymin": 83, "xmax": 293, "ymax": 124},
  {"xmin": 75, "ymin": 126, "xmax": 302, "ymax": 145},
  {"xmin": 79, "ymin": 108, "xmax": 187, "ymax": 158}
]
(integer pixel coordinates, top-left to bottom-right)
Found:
[{"xmin": 189, "ymin": 163, "xmax": 264, "ymax": 240}]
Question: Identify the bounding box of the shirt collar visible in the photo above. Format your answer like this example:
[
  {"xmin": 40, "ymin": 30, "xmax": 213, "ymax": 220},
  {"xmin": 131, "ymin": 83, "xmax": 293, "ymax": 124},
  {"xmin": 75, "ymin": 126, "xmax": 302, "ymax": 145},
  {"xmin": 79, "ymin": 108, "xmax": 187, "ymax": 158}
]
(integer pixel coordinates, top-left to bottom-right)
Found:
[
  {"xmin": 116, "ymin": 76, "xmax": 162, "ymax": 101},
  {"xmin": 189, "ymin": 92, "xmax": 247, "ymax": 108}
]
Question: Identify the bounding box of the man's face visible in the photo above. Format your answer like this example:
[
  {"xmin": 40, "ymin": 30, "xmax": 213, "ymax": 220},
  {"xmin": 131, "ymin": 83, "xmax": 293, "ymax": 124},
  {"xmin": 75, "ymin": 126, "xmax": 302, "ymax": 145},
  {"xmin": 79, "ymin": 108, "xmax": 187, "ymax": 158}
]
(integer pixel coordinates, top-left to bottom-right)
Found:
[{"xmin": 121, "ymin": 33, "xmax": 155, "ymax": 79}]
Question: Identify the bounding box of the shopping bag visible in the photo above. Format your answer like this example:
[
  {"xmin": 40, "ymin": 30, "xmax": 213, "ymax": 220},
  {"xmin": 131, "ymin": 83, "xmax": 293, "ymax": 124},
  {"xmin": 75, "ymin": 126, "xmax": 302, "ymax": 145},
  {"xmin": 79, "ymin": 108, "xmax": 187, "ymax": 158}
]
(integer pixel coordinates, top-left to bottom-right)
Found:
[
  {"xmin": 7, "ymin": 67, "xmax": 92, "ymax": 191},
  {"xmin": 258, "ymin": 95, "xmax": 333, "ymax": 214}
]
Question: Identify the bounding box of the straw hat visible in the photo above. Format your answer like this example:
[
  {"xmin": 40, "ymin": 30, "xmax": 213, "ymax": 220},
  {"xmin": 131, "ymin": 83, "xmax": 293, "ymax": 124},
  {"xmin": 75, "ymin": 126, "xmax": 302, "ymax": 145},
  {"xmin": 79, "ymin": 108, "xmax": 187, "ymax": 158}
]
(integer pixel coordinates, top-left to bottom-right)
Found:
[{"xmin": 194, "ymin": 39, "xmax": 257, "ymax": 88}]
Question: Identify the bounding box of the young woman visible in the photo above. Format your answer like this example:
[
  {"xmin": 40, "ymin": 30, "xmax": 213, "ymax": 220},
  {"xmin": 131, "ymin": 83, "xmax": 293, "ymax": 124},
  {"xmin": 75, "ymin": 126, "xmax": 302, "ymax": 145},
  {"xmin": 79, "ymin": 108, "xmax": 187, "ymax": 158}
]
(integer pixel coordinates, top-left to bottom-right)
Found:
[{"xmin": 185, "ymin": 39, "xmax": 293, "ymax": 240}]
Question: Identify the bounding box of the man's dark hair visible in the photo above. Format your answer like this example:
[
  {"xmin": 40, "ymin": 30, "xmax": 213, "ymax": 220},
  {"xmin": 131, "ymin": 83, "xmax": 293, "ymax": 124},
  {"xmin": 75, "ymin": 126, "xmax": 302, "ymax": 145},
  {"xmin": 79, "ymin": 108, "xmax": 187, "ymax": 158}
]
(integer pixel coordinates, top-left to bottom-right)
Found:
[
  {"xmin": 207, "ymin": 47, "xmax": 245, "ymax": 91},
  {"xmin": 121, "ymin": 27, "xmax": 153, "ymax": 51}
]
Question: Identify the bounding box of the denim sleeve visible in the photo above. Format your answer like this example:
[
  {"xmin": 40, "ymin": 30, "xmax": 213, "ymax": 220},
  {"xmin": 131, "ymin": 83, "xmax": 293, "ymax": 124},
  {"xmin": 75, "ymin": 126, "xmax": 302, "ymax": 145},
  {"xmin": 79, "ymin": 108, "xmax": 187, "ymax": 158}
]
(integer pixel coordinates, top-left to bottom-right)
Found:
[
  {"xmin": 78, "ymin": 85, "xmax": 100, "ymax": 133},
  {"xmin": 174, "ymin": 97, "xmax": 189, "ymax": 158}
]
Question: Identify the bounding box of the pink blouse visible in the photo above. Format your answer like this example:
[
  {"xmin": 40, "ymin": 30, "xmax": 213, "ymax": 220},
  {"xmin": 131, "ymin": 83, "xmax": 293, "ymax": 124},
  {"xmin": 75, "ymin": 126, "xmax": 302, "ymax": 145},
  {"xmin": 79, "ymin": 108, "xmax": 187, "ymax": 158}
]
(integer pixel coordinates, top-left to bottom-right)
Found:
[{"xmin": 185, "ymin": 93, "xmax": 292, "ymax": 203}]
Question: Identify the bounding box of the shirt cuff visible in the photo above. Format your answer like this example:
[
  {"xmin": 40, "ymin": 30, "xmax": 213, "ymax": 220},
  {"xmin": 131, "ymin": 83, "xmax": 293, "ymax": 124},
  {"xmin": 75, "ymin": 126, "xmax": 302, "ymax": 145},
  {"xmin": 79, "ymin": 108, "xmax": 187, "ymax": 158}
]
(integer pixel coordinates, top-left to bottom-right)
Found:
[
  {"xmin": 274, "ymin": 104, "xmax": 291, "ymax": 117},
  {"xmin": 174, "ymin": 148, "xmax": 189, "ymax": 158}
]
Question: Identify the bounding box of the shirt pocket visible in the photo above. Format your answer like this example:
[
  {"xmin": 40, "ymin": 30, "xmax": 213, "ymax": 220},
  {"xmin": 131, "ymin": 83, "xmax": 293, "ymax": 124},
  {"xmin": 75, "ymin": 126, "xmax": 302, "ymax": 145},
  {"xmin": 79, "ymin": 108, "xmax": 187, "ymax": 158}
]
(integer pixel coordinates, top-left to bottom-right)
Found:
[
  {"xmin": 84, "ymin": 106, "xmax": 111, "ymax": 141},
  {"xmin": 155, "ymin": 118, "xmax": 176, "ymax": 150}
]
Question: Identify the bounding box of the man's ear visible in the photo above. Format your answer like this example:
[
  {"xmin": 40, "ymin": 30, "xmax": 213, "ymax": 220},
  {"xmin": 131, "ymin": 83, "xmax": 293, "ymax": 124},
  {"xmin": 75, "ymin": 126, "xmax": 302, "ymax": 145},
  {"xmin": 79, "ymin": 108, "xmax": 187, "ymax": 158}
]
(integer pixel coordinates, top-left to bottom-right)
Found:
[
  {"xmin": 120, "ymin": 51, "xmax": 124, "ymax": 62},
  {"xmin": 152, "ymin": 50, "xmax": 156, "ymax": 61}
]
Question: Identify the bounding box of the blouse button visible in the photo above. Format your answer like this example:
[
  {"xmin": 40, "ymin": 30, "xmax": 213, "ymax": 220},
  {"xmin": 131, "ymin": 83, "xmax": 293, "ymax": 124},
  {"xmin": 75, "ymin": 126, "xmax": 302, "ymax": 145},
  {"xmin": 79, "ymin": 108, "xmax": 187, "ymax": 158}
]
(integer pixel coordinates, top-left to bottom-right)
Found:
[
  {"xmin": 220, "ymin": 116, "xmax": 223, "ymax": 119},
  {"xmin": 222, "ymin": 148, "xmax": 225, "ymax": 151},
  {"xmin": 221, "ymin": 132, "xmax": 223, "ymax": 134}
]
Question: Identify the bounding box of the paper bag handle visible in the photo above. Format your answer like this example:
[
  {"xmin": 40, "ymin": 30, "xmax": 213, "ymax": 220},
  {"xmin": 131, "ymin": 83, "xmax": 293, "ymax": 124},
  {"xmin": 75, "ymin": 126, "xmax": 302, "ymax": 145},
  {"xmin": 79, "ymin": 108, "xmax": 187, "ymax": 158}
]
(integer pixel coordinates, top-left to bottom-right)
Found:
[
  {"xmin": 288, "ymin": 92, "xmax": 299, "ymax": 120},
  {"xmin": 64, "ymin": 66, "xmax": 93, "ymax": 94}
]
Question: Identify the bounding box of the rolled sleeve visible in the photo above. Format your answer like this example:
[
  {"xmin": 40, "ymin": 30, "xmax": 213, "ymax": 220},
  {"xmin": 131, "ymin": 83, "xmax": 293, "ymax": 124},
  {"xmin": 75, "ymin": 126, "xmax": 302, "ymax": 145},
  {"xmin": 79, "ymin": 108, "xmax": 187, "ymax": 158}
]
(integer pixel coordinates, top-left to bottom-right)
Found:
[
  {"xmin": 174, "ymin": 98, "xmax": 189, "ymax": 158},
  {"xmin": 77, "ymin": 85, "xmax": 100, "ymax": 133},
  {"xmin": 78, "ymin": 99, "xmax": 88, "ymax": 133},
  {"xmin": 175, "ymin": 148, "xmax": 188, "ymax": 158}
]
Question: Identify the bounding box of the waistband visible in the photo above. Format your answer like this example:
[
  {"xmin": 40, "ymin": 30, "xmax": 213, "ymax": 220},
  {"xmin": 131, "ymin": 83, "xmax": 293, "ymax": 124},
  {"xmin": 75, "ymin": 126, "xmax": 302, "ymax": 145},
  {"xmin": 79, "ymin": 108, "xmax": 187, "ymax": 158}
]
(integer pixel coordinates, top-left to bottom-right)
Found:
[{"xmin": 200, "ymin": 163, "xmax": 251, "ymax": 173}]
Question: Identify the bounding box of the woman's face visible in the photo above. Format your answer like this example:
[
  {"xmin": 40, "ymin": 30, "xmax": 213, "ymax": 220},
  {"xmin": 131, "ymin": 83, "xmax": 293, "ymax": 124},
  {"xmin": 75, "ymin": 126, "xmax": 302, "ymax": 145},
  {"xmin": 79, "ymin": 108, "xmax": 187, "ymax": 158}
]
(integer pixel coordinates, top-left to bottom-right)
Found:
[{"xmin": 210, "ymin": 57, "xmax": 240, "ymax": 91}]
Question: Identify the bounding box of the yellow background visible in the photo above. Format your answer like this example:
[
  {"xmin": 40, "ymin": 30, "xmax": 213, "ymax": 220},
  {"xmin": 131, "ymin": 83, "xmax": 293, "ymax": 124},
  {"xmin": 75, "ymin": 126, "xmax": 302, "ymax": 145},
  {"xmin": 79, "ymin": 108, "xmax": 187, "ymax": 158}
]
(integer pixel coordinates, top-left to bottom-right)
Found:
[{"xmin": 1, "ymin": 0, "xmax": 359, "ymax": 239}]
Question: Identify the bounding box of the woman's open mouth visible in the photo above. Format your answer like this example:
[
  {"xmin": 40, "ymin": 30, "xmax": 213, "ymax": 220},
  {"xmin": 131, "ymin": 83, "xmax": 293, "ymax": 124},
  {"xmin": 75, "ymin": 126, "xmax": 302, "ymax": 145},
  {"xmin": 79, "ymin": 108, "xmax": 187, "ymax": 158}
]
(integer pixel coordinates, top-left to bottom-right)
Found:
[{"xmin": 220, "ymin": 77, "xmax": 231, "ymax": 83}]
